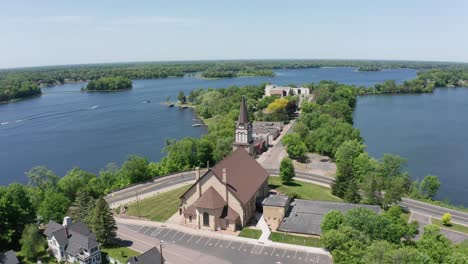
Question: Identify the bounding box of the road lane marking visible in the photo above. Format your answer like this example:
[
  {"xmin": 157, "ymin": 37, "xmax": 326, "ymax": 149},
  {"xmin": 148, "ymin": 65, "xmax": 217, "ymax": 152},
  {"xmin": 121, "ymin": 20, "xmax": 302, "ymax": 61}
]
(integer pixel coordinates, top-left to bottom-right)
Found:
[
  {"xmin": 204, "ymin": 238, "xmax": 211, "ymax": 246},
  {"xmin": 179, "ymin": 233, "xmax": 186, "ymax": 241},
  {"xmin": 196, "ymin": 237, "xmax": 203, "ymax": 244},
  {"xmin": 271, "ymin": 248, "xmax": 275, "ymax": 256},
  {"xmin": 282, "ymin": 249, "xmax": 286, "ymax": 258},
  {"xmin": 139, "ymin": 226, "xmax": 149, "ymax": 234},
  {"xmin": 150, "ymin": 228, "xmax": 160, "ymax": 236},
  {"xmin": 293, "ymin": 250, "xmax": 297, "ymax": 259},
  {"xmin": 238, "ymin": 242, "xmax": 244, "ymax": 251},
  {"xmin": 186, "ymin": 235, "xmax": 193, "ymax": 242},
  {"xmin": 226, "ymin": 241, "xmax": 232, "ymax": 248},
  {"xmin": 170, "ymin": 231, "xmax": 179, "ymax": 240},
  {"xmin": 214, "ymin": 239, "xmax": 220, "ymax": 247},
  {"xmin": 163, "ymin": 230, "xmax": 173, "ymax": 238},
  {"xmin": 305, "ymin": 252, "xmax": 309, "ymax": 262}
]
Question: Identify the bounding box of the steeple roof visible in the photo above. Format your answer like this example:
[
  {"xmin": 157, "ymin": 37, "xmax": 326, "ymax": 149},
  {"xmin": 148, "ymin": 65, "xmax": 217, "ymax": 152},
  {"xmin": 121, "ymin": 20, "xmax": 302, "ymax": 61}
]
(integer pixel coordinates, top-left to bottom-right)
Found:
[{"xmin": 237, "ymin": 96, "xmax": 249, "ymax": 126}]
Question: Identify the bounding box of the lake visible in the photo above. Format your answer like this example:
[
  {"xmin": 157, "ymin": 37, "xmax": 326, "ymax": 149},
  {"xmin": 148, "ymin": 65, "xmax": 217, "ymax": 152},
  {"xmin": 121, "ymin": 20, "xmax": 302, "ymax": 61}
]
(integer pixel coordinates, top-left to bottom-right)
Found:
[
  {"xmin": 354, "ymin": 88, "xmax": 468, "ymax": 206},
  {"xmin": 9, "ymin": 67, "xmax": 466, "ymax": 204}
]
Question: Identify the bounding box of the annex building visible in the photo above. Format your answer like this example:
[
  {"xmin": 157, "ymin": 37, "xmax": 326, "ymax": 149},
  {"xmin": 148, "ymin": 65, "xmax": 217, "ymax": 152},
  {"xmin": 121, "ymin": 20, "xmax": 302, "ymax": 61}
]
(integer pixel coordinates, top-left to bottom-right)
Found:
[{"xmin": 179, "ymin": 97, "xmax": 270, "ymax": 231}]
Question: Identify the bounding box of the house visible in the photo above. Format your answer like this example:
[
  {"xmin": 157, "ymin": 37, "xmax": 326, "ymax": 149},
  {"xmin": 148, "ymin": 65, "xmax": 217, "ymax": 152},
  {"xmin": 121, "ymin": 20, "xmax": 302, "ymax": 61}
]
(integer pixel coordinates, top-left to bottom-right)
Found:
[
  {"xmin": 0, "ymin": 250, "xmax": 19, "ymax": 264},
  {"xmin": 264, "ymin": 85, "xmax": 310, "ymax": 97},
  {"xmin": 127, "ymin": 247, "xmax": 161, "ymax": 264},
  {"xmin": 252, "ymin": 121, "xmax": 283, "ymax": 146},
  {"xmin": 179, "ymin": 98, "xmax": 270, "ymax": 231},
  {"xmin": 277, "ymin": 200, "xmax": 381, "ymax": 235},
  {"xmin": 44, "ymin": 216, "xmax": 101, "ymax": 264},
  {"xmin": 262, "ymin": 194, "xmax": 291, "ymax": 230}
]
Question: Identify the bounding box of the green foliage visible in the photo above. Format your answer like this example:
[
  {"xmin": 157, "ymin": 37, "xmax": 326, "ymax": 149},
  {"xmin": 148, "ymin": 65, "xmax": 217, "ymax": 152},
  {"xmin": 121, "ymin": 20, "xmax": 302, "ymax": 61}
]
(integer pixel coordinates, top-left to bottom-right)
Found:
[
  {"xmin": 442, "ymin": 213, "xmax": 452, "ymax": 226},
  {"xmin": 282, "ymin": 133, "xmax": 307, "ymax": 161},
  {"xmin": 238, "ymin": 228, "xmax": 262, "ymax": 239},
  {"xmin": 87, "ymin": 197, "xmax": 117, "ymax": 244},
  {"xmin": 417, "ymin": 225, "xmax": 452, "ymax": 263},
  {"xmin": 71, "ymin": 190, "xmax": 96, "ymax": 224},
  {"xmin": 58, "ymin": 167, "xmax": 96, "ymax": 201},
  {"xmin": 20, "ymin": 224, "xmax": 44, "ymax": 261},
  {"xmin": 419, "ymin": 175, "xmax": 441, "ymax": 199},
  {"xmin": 120, "ymin": 155, "xmax": 149, "ymax": 184},
  {"xmin": 321, "ymin": 210, "xmax": 344, "ymax": 233},
  {"xmin": 332, "ymin": 140, "xmax": 365, "ymax": 199},
  {"xmin": 84, "ymin": 77, "xmax": 132, "ymax": 91},
  {"xmin": 279, "ymin": 157, "xmax": 295, "ymax": 183},
  {"xmin": 38, "ymin": 190, "xmax": 70, "ymax": 222},
  {"xmin": 177, "ymin": 90, "xmax": 186, "ymax": 103},
  {"xmin": 0, "ymin": 183, "xmax": 36, "ymax": 250},
  {"xmin": 25, "ymin": 166, "xmax": 59, "ymax": 191}
]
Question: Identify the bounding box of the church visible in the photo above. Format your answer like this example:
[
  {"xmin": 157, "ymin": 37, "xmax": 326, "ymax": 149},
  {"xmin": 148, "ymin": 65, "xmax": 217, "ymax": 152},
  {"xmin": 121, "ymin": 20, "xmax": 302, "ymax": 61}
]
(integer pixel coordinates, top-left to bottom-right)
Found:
[{"xmin": 179, "ymin": 97, "xmax": 269, "ymax": 231}]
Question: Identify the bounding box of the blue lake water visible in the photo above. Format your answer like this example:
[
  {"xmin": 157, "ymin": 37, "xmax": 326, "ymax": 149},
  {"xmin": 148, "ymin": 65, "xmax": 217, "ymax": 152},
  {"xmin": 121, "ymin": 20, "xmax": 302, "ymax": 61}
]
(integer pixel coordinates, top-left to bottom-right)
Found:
[{"xmin": 8, "ymin": 67, "xmax": 465, "ymax": 205}]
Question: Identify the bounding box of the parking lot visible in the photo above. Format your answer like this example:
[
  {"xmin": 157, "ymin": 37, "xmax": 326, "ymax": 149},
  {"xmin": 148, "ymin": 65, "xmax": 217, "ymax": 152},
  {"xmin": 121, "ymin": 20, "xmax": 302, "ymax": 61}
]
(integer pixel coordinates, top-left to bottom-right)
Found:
[{"xmin": 119, "ymin": 223, "xmax": 331, "ymax": 264}]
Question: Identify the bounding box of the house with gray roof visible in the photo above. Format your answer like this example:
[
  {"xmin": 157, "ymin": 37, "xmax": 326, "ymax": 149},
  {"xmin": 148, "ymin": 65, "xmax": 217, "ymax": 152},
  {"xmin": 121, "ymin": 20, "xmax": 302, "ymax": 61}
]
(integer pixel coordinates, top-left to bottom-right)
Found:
[
  {"xmin": 278, "ymin": 200, "xmax": 381, "ymax": 235},
  {"xmin": 0, "ymin": 250, "xmax": 19, "ymax": 264},
  {"xmin": 127, "ymin": 247, "xmax": 161, "ymax": 264},
  {"xmin": 44, "ymin": 216, "xmax": 101, "ymax": 264}
]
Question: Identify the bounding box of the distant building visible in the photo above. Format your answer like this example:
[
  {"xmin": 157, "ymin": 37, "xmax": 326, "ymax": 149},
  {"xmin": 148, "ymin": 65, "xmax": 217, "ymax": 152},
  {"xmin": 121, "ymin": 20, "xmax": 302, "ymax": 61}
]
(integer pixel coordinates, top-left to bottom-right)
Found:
[
  {"xmin": 0, "ymin": 250, "xmax": 19, "ymax": 264},
  {"xmin": 252, "ymin": 121, "xmax": 283, "ymax": 146},
  {"xmin": 44, "ymin": 216, "xmax": 101, "ymax": 264},
  {"xmin": 127, "ymin": 247, "xmax": 161, "ymax": 264},
  {"xmin": 264, "ymin": 85, "xmax": 310, "ymax": 97}
]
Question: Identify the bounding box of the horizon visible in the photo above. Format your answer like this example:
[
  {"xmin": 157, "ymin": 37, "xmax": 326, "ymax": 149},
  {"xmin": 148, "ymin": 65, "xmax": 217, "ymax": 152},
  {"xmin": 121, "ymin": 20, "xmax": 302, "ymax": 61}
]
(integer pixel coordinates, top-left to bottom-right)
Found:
[{"xmin": 1, "ymin": 0, "xmax": 468, "ymax": 68}]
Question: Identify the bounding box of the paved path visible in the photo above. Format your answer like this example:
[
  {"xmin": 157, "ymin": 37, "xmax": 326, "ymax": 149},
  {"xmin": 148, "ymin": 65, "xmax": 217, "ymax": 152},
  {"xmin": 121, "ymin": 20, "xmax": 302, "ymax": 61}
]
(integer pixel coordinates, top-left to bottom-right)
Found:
[
  {"xmin": 115, "ymin": 218, "xmax": 331, "ymax": 264},
  {"xmin": 409, "ymin": 212, "xmax": 467, "ymax": 243},
  {"xmin": 255, "ymin": 214, "xmax": 271, "ymax": 243}
]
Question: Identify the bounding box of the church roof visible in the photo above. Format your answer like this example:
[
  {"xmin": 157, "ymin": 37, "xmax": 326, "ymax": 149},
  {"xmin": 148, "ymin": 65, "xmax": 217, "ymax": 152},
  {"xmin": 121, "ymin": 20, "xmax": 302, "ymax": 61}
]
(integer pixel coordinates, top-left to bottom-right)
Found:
[
  {"xmin": 211, "ymin": 147, "xmax": 269, "ymax": 205},
  {"xmin": 193, "ymin": 186, "xmax": 225, "ymax": 209},
  {"xmin": 237, "ymin": 96, "xmax": 249, "ymax": 126}
]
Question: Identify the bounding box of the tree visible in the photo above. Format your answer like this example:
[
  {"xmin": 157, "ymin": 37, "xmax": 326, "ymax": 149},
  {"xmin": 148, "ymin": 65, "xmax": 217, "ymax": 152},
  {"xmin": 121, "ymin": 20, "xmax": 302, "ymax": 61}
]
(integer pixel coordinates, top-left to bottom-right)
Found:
[
  {"xmin": 279, "ymin": 158, "xmax": 295, "ymax": 183},
  {"xmin": 442, "ymin": 213, "xmax": 452, "ymax": 226},
  {"xmin": 38, "ymin": 190, "xmax": 70, "ymax": 222},
  {"xmin": 88, "ymin": 197, "xmax": 117, "ymax": 244},
  {"xmin": 71, "ymin": 190, "xmax": 95, "ymax": 223},
  {"xmin": 419, "ymin": 175, "xmax": 441, "ymax": 199},
  {"xmin": 120, "ymin": 155, "xmax": 149, "ymax": 184},
  {"xmin": 177, "ymin": 90, "xmax": 186, "ymax": 104},
  {"xmin": 332, "ymin": 140, "xmax": 364, "ymax": 198},
  {"xmin": 321, "ymin": 210, "xmax": 344, "ymax": 233},
  {"xmin": 266, "ymin": 98, "xmax": 289, "ymax": 113},
  {"xmin": 20, "ymin": 224, "xmax": 44, "ymax": 261},
  {"xmin": 282, "ymin": 133, "xmax": 307, "ymax": 161},
  {"xmin": 0, "ymin": 183, "xmax": 36, "ymax": 250},
  {"xmin": 58, "ymin": 167, "xmax": 96, "ymax": 201},
  {"xmin": 417, "ymin": 225, "xmax": 452, "ymax": 263},
  {"xmin": 25, "ymin": 165, "xmax": 59, "ymax": 191}
]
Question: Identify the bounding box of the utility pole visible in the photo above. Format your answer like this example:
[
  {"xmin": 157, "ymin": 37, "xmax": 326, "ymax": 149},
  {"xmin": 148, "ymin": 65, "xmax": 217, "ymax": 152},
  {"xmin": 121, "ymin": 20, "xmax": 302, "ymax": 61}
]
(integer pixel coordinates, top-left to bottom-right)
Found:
[
  {"xmin": 160, "ymin": 240, "xmax": 164, "ymax": 263},
  {"xmin": 135, "ymin": 190, "xmax": 141, "ymax": 218}
]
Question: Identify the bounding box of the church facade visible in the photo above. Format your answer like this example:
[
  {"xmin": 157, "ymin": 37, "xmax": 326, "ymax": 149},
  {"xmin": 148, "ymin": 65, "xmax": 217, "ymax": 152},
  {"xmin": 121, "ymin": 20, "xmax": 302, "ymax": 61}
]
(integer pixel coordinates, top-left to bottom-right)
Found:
[{"xmin": 179, "ymin": 97, "xmax": 269, "ymax": 231}]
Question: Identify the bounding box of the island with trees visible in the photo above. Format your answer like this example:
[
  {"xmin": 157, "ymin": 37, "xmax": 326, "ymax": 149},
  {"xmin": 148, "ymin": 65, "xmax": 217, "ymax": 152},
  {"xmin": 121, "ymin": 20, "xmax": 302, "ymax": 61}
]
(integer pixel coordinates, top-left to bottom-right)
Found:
[
  {"xmin": 83, "ymin": 76, "xmax": 132, "ymax": 91},
  {"xmin": 2, "ymin": 60, "xmax": 468, "ymax": 102}
]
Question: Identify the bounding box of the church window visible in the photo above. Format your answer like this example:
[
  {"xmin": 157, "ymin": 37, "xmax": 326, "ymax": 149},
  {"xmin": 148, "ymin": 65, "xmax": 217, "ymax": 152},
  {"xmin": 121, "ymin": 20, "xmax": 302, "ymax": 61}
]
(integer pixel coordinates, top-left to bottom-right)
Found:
[{"xmin": 203, "ymin": 212, "xmax": 210, "ymax": 226}]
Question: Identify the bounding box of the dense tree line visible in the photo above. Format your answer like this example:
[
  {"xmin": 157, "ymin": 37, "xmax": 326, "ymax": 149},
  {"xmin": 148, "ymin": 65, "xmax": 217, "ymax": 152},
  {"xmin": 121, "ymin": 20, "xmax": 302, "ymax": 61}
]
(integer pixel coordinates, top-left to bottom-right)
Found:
[
  {"xmin": 357, "ymin": 65, "xmax": 381, "ymax": 71},
  {"xmin": 322, "ymin": 206, "xmax": 467, "ymax": 263},
  {"xmin": 2, "ymin": 60, "xmax": 467, "ymax": 102},
  {"xmin": 84, "ymin": 76, "xmax": 133, "ymax": 91}
]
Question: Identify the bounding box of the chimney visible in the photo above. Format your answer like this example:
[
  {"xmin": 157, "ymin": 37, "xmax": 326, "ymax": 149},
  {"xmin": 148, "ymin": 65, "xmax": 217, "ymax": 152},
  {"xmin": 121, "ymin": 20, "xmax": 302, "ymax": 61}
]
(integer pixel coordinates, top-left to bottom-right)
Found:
[
  {"xmin": 63, "ymin": 216, "xmax": 72, "ymax": 227},
  {"xmin": 195, "ymin": 167, "xmax": 201, "ymax": 198},
  {"xmin": 222, "ymin": 168, "xmax": 228, "ymax": 206}
]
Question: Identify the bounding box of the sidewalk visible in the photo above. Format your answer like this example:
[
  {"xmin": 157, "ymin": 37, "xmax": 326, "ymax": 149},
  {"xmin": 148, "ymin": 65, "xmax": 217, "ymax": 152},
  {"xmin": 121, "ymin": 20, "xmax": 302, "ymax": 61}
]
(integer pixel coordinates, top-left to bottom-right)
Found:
[
  {"xmin": 255, "ymin": 213, "xmax": 271, "ymax": 243},
  {"xmin": 115, "ymin": 216, "xmax": 331, "ymax": 256}
]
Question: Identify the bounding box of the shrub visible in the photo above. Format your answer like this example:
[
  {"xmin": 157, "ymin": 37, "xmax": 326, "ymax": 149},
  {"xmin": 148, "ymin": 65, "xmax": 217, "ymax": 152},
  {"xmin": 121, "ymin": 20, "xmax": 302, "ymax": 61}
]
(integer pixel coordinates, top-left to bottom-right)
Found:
[{"xmin": 441, "ymin": 213, "xmax": 452, "ymax": 226}]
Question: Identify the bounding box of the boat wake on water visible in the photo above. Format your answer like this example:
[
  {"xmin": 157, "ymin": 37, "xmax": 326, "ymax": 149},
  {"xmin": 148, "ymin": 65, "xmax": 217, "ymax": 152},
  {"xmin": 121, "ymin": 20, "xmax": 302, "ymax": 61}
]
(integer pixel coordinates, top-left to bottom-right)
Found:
[{"xmin": 91, "ymin": 105, "xmax": 99, "ymax": 109}]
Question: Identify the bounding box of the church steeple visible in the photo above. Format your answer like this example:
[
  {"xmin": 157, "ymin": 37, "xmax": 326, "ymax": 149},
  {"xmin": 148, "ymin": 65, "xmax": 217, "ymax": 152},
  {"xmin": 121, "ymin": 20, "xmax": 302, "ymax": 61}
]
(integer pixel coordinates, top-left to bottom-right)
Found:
[{"xmin": 233, "ymin": 96, "xmax": 254, "ymax": 156}]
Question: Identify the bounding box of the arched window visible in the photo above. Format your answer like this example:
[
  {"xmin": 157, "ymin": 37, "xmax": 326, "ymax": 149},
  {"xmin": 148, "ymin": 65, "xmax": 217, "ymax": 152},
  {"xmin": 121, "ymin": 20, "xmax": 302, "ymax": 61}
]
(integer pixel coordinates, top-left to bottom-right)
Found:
[{"xmin": 203, "ymin": 212, "xmax": 209, "ymax": 226}]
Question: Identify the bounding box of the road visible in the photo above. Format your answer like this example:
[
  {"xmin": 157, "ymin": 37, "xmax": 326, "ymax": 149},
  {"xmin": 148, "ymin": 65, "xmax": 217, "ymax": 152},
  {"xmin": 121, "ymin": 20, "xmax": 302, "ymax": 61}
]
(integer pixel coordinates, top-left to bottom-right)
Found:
[{"xmin": 115, "ymin": 219, "xmax": 331, "ymax": 264}]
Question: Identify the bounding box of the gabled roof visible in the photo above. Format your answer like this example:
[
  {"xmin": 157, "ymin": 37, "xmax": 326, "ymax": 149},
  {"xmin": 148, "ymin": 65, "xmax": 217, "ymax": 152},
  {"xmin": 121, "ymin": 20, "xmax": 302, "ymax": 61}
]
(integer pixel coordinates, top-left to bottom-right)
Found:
[
  {"xmin": 44, "ymin": 220, "xmax": 64, "ymax": 238},
  {"xmin": 237, "ymin": 96, "xmax": 249, "ymax": 126},
  {"xmin": 0, "ymin": 250, "xmax": 19, "ymax": 264},
  {"xmin": 211, "ymin": 147, "xmax": 269, "ymax": 205},
  {"xmin": 193, "ymin": 187, "xmax": 225, "ymax": 209},
  {"xmin": 180, "ymin": 148, "xmax": 269, "ymax": 206},
  {"xmin": 127, "ymin": 247, "xmax": 161, "ymax": 264},
  {"xmin": 44, "ymin": 220, "xmax": 99, "ymax": 256}
]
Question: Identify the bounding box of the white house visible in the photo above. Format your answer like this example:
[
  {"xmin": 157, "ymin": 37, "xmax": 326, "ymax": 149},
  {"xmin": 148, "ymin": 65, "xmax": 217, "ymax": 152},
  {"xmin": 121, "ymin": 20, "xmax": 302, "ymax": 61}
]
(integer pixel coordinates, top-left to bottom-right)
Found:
[
  {"xmin": 264, "ymin": 84, "xmax": 310, "ymax": 97},
  {"xmin": 44, "ymin": 217, "xmax": 101, "ymax": 264}
]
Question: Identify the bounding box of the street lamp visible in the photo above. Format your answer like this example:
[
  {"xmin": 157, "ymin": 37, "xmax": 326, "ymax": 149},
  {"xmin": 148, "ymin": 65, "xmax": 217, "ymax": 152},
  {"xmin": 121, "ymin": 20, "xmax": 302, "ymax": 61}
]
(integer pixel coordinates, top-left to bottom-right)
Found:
[{"xmin": 159, "ymin": 240, "xmax": 165, "ymax": 264}]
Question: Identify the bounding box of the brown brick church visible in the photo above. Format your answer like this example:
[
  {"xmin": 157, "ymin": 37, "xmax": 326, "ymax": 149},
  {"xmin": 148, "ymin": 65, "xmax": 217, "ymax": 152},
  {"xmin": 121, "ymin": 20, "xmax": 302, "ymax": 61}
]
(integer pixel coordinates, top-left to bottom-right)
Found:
[{"xmin": 179, "ymin": 97, "xmax": 269, "ymax": 231}]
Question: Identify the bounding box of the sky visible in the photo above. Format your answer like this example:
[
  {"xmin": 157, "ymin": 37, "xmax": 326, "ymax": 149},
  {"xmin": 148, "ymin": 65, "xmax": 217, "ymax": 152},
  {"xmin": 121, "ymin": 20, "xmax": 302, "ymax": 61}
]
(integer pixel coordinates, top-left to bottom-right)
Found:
[{"xmin": 1, "ymin": 0, "xmax": 468, "ymax": 69}]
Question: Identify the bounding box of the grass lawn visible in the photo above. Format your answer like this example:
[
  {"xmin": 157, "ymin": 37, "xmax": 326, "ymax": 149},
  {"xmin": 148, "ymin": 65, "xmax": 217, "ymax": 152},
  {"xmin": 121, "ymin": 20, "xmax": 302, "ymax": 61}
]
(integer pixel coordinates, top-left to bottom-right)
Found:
[
  {"xmin": 101, "ymin": 243, "xmax": 140, "ymax": 264},
  {"xmin": 432, "ymin": 218, "xmax": 468, "ymax": 234},
  {"xmin": 270, "ymin": 232, "xmax": 323, "ymax": 247},
  {"xmin": 401, "ymin": 212, "xmax": 410, "ymax": 223},
  {"xmin": 453, "ymin": 240, "xmax": 468, "ymax": 255},
  {"xmin": 268, "ymin": 177, "xmax": 342, "ymax": 202},
  {"xmin": 126, "ymin": 185, "xmax": 190, "ymax": 222},
  {"xmin": 238, "ymin": 228, "xmax": 262, "ymax": 239}
]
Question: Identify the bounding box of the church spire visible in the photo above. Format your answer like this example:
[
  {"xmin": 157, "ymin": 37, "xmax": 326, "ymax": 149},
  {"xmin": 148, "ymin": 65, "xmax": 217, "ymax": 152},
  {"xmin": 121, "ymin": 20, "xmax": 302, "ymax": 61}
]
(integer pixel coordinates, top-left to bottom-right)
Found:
[{"xmin": 237, "ymin": 96, "xmax": 249, "ymax": 126}]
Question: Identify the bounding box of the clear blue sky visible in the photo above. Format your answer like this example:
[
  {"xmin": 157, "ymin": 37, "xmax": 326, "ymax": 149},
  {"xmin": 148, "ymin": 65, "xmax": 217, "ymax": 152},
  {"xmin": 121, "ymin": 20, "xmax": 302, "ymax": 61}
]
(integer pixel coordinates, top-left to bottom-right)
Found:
[{"xmin": 1, "ymin": 0, "xmax": 467, "ymax": 68}]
